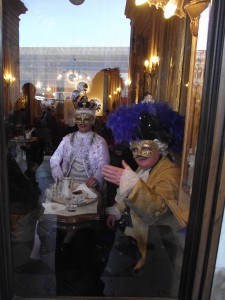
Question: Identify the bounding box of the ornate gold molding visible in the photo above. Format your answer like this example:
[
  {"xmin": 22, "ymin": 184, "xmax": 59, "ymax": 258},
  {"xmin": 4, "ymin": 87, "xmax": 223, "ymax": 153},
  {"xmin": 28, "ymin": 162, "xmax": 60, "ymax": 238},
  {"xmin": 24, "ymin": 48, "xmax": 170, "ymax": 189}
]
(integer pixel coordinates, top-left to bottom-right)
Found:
[
  {"xmin": 135, "ymin": 0, "xmax": 186, "ymax": 18},
  {"xmin": 184, "ymin": 0, "xmax": 210, "ymax": 37}
]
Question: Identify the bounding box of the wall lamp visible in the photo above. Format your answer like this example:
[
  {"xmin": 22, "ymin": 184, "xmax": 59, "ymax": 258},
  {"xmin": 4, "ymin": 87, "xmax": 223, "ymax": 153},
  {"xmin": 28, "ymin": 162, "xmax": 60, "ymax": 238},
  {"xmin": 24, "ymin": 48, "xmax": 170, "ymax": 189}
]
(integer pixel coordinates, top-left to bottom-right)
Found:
[
  {"xmin": 4, "ymin": 73, "xmax": 16, "ymax": 85},
  {"xmin": 144, "ymin": 56, "xmax": 159, "ymax": 78},
  {"xmin": 150, "ymin": 56, "xmax": 159, "ymax": 78},
  {"xmin": 135, "ymin": 0, "xmax": 186, "ymax": 19},
  {"xmin": 116, "ymin": 87, "xmax": 121, "ymax": 94},
  {"xmin": 144, "ymin": 59, "xmax": 149, "ymax": 69},
  {"xmin": 125, "ymin": 79, "xmax": 131, "ymax": 86}
]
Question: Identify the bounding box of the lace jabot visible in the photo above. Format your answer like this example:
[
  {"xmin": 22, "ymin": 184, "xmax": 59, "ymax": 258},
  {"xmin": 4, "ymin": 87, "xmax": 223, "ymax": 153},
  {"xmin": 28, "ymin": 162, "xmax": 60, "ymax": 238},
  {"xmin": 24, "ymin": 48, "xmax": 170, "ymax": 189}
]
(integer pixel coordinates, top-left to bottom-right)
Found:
[
  {"xmin": 70, "ymin": 131, "xmax": 95, "ymax": 160},
  {"xmin": 115, "ymin": 167, "xmax": 151, "ymax": 203}
]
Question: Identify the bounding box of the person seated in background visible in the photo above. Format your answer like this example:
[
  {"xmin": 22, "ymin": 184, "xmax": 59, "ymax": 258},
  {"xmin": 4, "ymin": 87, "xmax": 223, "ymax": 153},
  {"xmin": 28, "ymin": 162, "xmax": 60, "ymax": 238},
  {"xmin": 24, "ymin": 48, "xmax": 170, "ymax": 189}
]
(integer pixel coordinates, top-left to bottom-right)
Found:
[
  {"xmin": 101, "ymin": 101, "xmax": 185, "ymax": 297},
  {"xmin": 50, "ymin": 94, "xmax": 110, "ymax": 190},
  {"xmin": 141, "ymin": 91, "xmax": 154, "ymax": 103},
  {"xmin": 63, "ymin": 95, "xmax": 75, "ymax": 133},
  {"xmin": 38, "ymin": 106, "xmax": 63, "ymax": 154},
  {"xmin": 18, "ymin": 125, "xmax": 45, "ymax": 186},
  {"xmin": 7, "ymin": 149, "xmax": 41, "ymax": 241},
  {"xmin": 12, "ymin": 82, "xmax": 45, "ymax": 184}
]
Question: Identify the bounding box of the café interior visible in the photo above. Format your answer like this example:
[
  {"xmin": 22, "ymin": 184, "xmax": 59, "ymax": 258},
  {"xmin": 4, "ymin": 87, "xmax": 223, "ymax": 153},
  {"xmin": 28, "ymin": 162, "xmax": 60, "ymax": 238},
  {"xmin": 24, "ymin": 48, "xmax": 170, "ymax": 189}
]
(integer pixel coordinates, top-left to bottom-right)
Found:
[{"xmin": 1, "ymin": 0, "xmax": 225, "ymax": 299}]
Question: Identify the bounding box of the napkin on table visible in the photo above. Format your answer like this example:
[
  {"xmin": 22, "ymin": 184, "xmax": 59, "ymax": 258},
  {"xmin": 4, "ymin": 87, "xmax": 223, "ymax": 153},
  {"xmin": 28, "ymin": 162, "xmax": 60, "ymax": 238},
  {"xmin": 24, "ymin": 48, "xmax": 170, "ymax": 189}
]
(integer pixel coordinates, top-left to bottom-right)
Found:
[
  {"xmin": 42, "ymin": 202, "xmax": 65, "ymax": 214},
  {"xmin": 74, "ymin": 183, "xmax": 97, "ymax": 199}
]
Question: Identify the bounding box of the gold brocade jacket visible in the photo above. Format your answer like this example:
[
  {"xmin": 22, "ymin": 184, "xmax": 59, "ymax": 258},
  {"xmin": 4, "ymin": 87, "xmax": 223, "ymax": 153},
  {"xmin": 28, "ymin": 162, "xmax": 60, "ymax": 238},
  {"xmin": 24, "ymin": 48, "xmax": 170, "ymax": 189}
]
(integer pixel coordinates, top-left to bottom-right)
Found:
[{"xmin": 115, "ymin": 156, "xmax": 180, "ymax": 270}]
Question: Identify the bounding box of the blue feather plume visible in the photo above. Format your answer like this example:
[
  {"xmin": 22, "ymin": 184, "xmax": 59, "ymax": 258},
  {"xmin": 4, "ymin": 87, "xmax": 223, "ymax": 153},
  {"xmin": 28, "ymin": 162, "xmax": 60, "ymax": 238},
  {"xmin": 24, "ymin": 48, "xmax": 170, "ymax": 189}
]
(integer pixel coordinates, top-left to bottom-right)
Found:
[{"xmin": 106, "ymin": 101, "xmax": 185, "ymax": 153}]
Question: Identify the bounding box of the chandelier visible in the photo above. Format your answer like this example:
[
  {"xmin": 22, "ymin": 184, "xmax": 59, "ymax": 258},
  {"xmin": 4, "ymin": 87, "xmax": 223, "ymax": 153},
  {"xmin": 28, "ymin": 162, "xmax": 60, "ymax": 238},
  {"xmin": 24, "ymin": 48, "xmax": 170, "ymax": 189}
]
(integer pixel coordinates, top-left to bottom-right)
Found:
[
  {"xmin": 61, "ymin": 58, "xmax": 91, "ymax": 88},
  {"xmin": 135, "ymin": 0, "xmax": 186, "ymax": 19}
]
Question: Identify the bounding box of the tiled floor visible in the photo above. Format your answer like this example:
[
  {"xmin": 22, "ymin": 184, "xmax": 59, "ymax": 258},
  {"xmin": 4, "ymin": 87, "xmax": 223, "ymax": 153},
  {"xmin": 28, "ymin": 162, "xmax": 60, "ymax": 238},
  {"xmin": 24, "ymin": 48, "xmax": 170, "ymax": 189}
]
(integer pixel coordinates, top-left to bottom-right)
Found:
[{"xmin": 10, "ymin": 156, "xmax": 186, "ymax": 298}]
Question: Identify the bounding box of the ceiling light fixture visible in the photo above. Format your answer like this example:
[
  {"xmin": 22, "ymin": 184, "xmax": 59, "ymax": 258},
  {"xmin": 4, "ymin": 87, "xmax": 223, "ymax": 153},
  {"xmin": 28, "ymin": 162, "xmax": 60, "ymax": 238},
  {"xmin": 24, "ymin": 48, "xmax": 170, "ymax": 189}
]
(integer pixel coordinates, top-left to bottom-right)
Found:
[
  {"xmin": 164, "ymin": 0, "xmax": 177, "ymax": 19},
  {"xmin": 69, "ymin": 0, "xmax": 85, "ymax": 5},
  {"xmin": 135, "ymin": 0, "xmax": 186, "ymax": 19}
]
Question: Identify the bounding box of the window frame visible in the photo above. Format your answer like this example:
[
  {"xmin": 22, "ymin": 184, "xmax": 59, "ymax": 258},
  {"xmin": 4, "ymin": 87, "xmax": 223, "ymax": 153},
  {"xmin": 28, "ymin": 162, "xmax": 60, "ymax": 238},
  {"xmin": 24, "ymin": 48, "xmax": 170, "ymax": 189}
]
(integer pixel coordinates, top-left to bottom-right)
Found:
[{"xmin": 179, "ymin": 1, "xmax": 225, "ymax": 299}]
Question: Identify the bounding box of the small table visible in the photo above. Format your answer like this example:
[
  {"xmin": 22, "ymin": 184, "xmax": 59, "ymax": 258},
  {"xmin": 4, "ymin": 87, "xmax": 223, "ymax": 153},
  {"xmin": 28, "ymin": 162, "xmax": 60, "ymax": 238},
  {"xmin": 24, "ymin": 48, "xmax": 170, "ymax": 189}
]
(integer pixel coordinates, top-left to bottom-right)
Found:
[
  {"xmin": 37, "ymin": 185, "xmax": 105, "ymax": 254},
  {"xmin": 9, "ymin": 136, "xmax": 39, "ymax": 148},
  {"xmin": 8, "ymin": 136, "xmax": 40, "ymax": 165}
]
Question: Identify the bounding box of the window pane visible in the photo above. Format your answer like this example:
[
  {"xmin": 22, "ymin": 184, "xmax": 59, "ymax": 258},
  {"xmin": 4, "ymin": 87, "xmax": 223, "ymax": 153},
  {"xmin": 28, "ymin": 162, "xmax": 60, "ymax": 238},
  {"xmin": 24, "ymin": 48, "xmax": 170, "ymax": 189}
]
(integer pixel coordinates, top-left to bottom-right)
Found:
[
  {"xmin": 5, "ymin": 0, "xmax": 187, "ymax": 298},
  {"xmin": 210, "ymin": 208, "xmax": 225, "ymax": 300}
]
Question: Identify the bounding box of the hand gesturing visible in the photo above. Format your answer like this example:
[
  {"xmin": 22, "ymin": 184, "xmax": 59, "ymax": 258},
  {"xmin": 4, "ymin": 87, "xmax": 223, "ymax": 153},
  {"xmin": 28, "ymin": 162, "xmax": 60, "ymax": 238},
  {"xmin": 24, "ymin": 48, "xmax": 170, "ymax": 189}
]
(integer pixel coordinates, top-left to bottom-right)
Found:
[{"xmin": 102, "ymin": 160, "xmax": 129, "ymax": 186}]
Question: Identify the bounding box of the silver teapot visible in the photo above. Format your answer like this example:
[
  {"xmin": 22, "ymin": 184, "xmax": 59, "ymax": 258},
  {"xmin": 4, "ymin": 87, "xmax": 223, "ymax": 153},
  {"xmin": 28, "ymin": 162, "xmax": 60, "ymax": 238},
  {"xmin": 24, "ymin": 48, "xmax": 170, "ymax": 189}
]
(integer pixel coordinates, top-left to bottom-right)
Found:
[{"xmin": 60, "ymin": 177, "xmax": 72, "ymax": 199}]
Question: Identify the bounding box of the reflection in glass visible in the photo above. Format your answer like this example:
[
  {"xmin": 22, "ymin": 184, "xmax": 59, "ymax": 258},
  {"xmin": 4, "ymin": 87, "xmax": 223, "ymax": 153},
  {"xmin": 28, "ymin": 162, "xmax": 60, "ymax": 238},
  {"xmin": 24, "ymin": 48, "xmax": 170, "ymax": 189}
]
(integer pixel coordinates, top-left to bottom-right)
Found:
[
  {"xmin": 210, "ymin": 208, "xmax": 225, "ymax": 300},
  {"xmin": 181, "ymin": 6, "xmax": 210, "ymax": 196},
  {"xmin": 5, "ymin": 0, "xmax": 187, "ymax": 298}
]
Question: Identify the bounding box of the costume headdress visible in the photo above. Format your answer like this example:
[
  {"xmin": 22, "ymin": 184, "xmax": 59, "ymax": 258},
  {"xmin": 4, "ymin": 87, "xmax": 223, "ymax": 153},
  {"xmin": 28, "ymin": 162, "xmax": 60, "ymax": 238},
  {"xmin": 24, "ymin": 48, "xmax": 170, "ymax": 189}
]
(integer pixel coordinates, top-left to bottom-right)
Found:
[
  {"xmin": 106, "ymin": 100, "xmax": 185, "ymax": 153},
  {"xmin": 72, "ymin": 90, "xmax": 101, "ymax": 115},
  {"xmin": 72, "ymin": 90, "xmax": 101, "ymax": 125}
]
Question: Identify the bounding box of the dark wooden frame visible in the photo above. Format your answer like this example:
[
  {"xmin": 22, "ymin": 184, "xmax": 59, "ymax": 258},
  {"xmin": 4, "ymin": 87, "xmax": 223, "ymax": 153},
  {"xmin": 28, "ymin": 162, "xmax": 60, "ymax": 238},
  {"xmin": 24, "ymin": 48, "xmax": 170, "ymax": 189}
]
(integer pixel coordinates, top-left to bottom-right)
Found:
[
  {"xmin": 179, "ymin": 1, "xmax": 225, "ymax": 299},
  {"xmin": 1, "ymin": 0, "xmax": 225, "ymax": 299},
  {"xmin": 0, "ymin": 0, "xmax": 14, "ymax": 299}
]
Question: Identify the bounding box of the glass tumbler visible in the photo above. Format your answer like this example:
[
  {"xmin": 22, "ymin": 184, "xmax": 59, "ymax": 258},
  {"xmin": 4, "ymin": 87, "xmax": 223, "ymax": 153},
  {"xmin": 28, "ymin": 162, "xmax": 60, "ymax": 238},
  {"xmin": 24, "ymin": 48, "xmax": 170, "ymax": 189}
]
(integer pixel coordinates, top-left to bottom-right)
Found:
[{"xmin": 65, "ymin": 195, "xmax": 78, "ymax": 212}]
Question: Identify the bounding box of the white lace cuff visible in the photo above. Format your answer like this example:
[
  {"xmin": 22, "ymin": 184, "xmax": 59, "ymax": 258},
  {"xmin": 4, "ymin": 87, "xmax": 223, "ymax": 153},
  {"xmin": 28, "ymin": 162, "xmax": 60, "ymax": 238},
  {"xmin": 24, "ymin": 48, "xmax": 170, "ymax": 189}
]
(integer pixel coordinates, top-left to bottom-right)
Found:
[
  {"xmin": 105, "ymin": 206, "xmax": 121, "ymax": 220},
  {"xmin": 51, "ymin": 165, "xmax": 64, "ymax": 181},
  {"xmin": 115, "ymin": 166, "xmax": 139, "ymax": 203}
]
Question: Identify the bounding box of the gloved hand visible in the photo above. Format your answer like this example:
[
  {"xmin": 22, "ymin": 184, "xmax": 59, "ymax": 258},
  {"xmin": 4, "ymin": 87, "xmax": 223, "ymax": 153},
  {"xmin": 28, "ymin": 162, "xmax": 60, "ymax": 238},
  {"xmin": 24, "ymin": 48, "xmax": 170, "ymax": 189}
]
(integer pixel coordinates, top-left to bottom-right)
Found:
[{"xmin": 51, "ymin": 165, "xmax": 64, "ymax": 181}]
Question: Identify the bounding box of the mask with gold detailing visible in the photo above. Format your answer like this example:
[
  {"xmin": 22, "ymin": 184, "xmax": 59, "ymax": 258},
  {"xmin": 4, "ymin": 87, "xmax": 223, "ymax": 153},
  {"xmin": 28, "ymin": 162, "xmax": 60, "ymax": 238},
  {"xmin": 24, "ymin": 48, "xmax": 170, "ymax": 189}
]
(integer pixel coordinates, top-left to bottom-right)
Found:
[
  {"xmin": 75, "ymin": 113, "xmax": 95, "ymax": 125},
  {"xmin": 72, "ymin": 92, "xmax": 101, "ymax": 126},
  {"xmin": 130, "ymin": 140, "xmax": 159, "ymax": 158}
]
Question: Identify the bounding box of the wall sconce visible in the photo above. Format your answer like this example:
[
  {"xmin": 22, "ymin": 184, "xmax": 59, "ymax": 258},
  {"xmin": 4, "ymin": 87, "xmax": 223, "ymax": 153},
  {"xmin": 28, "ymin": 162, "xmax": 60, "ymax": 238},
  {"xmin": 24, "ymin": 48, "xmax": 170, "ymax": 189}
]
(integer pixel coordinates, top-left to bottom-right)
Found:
[
  {"xmin": 149, "ymin": 56, "xmax": 159, "ymax": 78},
  {"xmin": 116, "ymin": 87, "xmax": 121, "ymax": 94},
  {"xmin": 135, "ymin": 0, "xmax": 186, "ymax": 19},
  {"xmin": 46, "ymin": 86, "xmax": 51, "ymax": 92},
  {"xmin": 144, "ymin": 60, "xmax": 150, "ymax": 69},
  {"xmin": 57, "ymin": 74, "xmax": 63, "ymax": 80},
  {"xmin": 125, "ymin": 78, "xmax": 131, "ymax": 86},
  {"xmin": 184, "ymin": 0, "xmax": 210, "ymax": 37},
  {"xmin": 4, "ymin": 73, "xmax": 16, "ymax": 85},
  {"xmin": 35, "ymin": 82, "xmax": 43, "ymax": 91},
  {"xmin": 143, "ymin": 57, "xmax": 159, "ymax": 79}
]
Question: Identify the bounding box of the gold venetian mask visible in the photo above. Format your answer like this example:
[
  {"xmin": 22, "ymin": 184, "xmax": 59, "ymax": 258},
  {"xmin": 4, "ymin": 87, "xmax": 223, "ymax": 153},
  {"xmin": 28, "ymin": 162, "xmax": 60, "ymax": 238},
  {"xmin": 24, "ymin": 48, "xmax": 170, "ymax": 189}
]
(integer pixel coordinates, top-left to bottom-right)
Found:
[
  {"xmin": 130, "ymin": 140, "xmax": 159, "ymax": 159},
  {"xmin": 75, "ymin": 113, "xmax": 95, "ymax": 125}
]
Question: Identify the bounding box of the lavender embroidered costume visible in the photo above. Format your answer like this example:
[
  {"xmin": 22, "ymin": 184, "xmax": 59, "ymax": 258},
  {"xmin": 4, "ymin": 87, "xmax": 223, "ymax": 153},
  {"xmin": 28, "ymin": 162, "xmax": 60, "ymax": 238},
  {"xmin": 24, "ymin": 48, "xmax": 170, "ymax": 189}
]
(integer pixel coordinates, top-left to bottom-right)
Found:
[{"xmin": 50, "ymin": 131, "xmax": 110, "ymax": 188}]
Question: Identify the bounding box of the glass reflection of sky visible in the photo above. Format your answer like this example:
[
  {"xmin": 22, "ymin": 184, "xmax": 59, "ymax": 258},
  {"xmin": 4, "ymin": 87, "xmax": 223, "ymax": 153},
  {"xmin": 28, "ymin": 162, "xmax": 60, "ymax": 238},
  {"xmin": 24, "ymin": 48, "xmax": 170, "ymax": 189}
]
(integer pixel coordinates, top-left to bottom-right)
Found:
[{"xmin": 20, "ymin": 0, "xmax": 130, "ymax": 47}]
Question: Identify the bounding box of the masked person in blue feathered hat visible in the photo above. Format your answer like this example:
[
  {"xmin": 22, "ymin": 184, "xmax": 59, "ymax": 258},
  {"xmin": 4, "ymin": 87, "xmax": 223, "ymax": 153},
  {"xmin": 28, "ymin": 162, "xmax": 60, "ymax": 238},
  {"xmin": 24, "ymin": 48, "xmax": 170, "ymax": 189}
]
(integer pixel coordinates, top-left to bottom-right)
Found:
[{"xmin": 101, "ymin": 100, "xmax": 185, "ymax": 297}]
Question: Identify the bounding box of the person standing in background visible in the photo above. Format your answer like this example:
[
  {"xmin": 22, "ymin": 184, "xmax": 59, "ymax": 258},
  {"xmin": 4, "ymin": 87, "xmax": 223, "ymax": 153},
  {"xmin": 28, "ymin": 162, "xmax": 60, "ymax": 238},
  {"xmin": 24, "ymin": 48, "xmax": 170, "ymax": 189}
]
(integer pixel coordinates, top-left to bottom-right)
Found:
[
  {"xmin": 14, "ymin": 82, "xmax": 42, "ymax": 125},
  {"xmin": 63, "ymin": 90, "xmax": 80, "ymax": 133}
]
